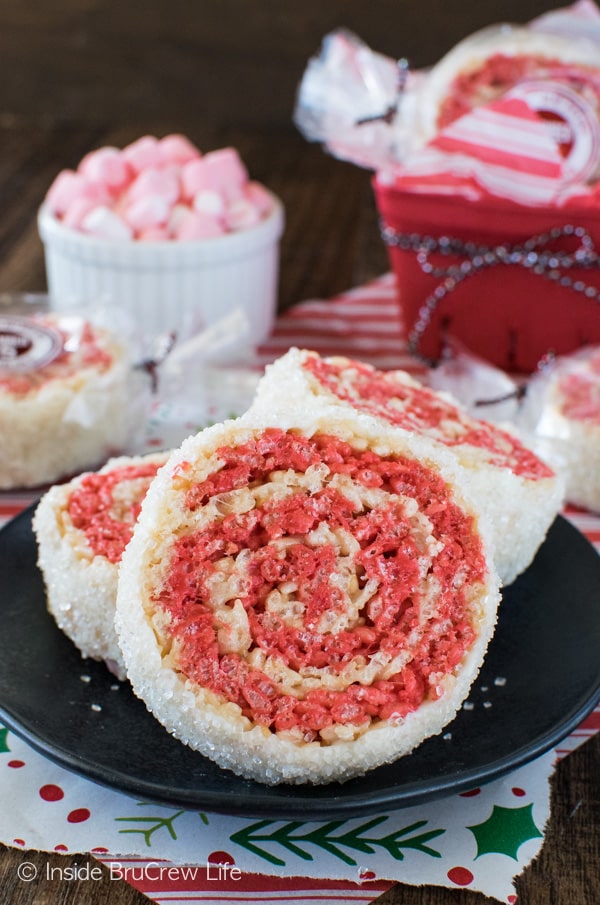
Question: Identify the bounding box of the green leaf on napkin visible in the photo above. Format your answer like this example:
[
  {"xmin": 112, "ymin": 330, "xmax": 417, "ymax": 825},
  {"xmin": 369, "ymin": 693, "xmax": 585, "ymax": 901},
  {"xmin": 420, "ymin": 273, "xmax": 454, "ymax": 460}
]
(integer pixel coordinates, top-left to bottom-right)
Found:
[{"xmin": 230, "ymin": 815, "xmax": 445, "ymax": 866}]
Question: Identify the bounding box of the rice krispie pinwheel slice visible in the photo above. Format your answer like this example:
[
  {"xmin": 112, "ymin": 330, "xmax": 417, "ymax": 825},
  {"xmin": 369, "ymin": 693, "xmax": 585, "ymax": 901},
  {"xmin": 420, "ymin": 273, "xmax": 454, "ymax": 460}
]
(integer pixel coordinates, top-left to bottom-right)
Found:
[
  {"xmin": 115, "ymin": 408, "xmax": 500, "ymax": 786},
  {"xmin": 0, "ymin": 313, "xmax": 136, "ymax": 489},
  {"xmin": 33, "ymin": 451, "xmax": 170, "ymax": 680},
  {"xmin": 251, "ymin": 348, "xmax": 564, "ymax": 586},
  {"xmin": 521, "ymin": 346, "xmax": 600, "ymax": 514}
]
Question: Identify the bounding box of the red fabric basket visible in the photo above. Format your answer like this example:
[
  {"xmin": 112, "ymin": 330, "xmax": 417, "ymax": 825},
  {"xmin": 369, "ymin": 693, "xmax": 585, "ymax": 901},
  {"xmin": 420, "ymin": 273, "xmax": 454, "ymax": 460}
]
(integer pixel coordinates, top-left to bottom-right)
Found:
[{"xmin": 374, "ymin": 179, "xmax": 600, "ymax": 373}]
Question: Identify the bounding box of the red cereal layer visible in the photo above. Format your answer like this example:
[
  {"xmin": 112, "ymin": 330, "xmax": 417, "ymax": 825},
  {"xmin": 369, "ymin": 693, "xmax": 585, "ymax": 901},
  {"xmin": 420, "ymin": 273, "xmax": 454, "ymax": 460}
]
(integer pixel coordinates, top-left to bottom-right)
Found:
[
  {"xmin": 438, "ymin": 54, "xmax": 600, "ymax": 129},
  {"xmin": 68, "ymin": 462, "xmax": 162, "ymax": 563},
  {"xmin": 156, "ymin": 429, "xmax": 486, "ymax": 739},
  {"xmin": 557, "ymin": 351, "xmax": 600, "ymax": 424},
  {"xmin": 304, "ymin": 356, "xmax": 553, "ymax": 479}
]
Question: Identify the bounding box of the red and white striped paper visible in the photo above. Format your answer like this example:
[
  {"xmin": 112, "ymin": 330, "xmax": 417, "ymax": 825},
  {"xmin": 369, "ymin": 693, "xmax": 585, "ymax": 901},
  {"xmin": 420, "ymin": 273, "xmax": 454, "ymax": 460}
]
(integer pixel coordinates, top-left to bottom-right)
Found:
[{"xmin": 384, "ymin": 91, "xmax": 599, "ymax": 206}]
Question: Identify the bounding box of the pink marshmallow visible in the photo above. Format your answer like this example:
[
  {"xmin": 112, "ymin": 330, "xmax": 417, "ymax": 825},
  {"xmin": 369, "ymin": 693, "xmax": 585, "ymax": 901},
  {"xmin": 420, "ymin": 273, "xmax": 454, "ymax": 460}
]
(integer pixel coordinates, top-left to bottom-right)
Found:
[
  {"xmin": 167, "ymin": 203, "xmax": 192, "ymax": 236},
  {"xmin": 224, "ymin": 197, "xmax": 261, "ymax": 231},
  {"xmin": 78, "ymin": 146, "xmax": 133, "ymax": 194},
  {"xmin": 123, "ymin": 194, "xmax": 172, "ymax": 231},
  {"xmin": 80, "ymin": 206, "xmax": 133, "ymax": 241},
  {"xmin": 175, "ymin": 210, "xmax": 226, "ymax": 240},
  {"xmin": 47, "ymin": 136, "xmax": 266, "ymax": 244},
  {"xmin": 180, "ymin": 158, "xmax": 213, "ymax": 200},
  {"xmin": 180, "ymin": 148, "xmax": 248, "ymax": 203},
  {"xmin": 202, "ymin": 147, "xmax": 248, "ymax": 201},
  {"xmin": 126, "ymin": 167, "xmax": 181, "ymax": 206},
  {"xmin": 122, "ymin": 135, "xmax": 163, "ymax": 174},
  {"xmin": 192, "ymin": 189, "xmax": 225, "ymax": 218},
  {"xmin": 245, "ymin": 181, "xmax": 273, "ymax": 217},
  {"xmin": 61, "ymin": 195, "xmax": 100, "ymax": 230},
  {"xmin": 159, "ymin": 133, "xmax": 201, "ymax": 166},
  {"xmin": 45, "ymin": 170, "xmax": 110, "ymax": 217},
  {"xmin": 137, "ymin": 225, "xmax": 171, "ymax": 241}
]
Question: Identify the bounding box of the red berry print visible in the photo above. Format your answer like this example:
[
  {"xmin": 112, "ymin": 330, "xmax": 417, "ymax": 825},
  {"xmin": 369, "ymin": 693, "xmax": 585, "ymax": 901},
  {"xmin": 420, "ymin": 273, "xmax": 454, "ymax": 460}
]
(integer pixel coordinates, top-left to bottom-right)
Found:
[
  {"xmin": 447, "ymin": 866, "xmax": 474, "ymax": 886},
  {"xmin": 7, "ymin": 760, "xmax": 25, "ymax": 768},
  {"xmin": 512, "ymin": 787, "xmax": 526, "ymax": 797},
  {"xmin": 207, "ymin": 850, "xmax": 235, "ymax": 865},
  {"xmin": 359, "ymin": 868, "xmax": 377, "ymax": 881},
  {"xmin": 460, "ymin": 788, "xmax": 481, "ymax": 797},
  {"xmin": 67, "ymin": 808, "xmax": 91, "ymax": 823},
  {"xmin": 13, "ymin": 839, "xmax": 25, "ymax": 847},
  {"xmin": 55, "ymin": 844, "xmax": 68, "ymax": 852},
  {"xmin": 39, "ymin": 784, "xmax": 64, "ymax": 802}
]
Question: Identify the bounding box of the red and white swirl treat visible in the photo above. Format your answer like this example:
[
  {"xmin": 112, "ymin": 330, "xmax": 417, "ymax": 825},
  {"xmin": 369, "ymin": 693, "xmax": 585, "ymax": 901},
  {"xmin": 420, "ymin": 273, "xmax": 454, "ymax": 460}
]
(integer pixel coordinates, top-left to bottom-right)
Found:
[
  {"xmin": 251, "ymin": 348, "xmax": 564, "ymax": 585},
  {"xmin": 116, "ymin": 410, "xmax": 500, "ymax": 785},
  {"xmin": 522, "ymin": 346, "xmax": 600, "ymax": 514},
  {"xmin": 417, "ymin": 25, "xmax": 600, "ymax": 173},
  {"xmin": 34, "ymin": 452, "xmax": 169, "ymax": 679},
  {"xmin": 0, "ymin": 313, "xmax": 135, "ymax": 489}
]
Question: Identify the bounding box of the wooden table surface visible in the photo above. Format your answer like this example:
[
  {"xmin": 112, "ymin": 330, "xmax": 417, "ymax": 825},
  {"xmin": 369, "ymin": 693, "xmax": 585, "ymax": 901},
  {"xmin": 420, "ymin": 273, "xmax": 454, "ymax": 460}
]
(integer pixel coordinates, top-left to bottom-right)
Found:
[{"xmin": 0, "ymin": 119, "xmax": 597, "ymax": 905}]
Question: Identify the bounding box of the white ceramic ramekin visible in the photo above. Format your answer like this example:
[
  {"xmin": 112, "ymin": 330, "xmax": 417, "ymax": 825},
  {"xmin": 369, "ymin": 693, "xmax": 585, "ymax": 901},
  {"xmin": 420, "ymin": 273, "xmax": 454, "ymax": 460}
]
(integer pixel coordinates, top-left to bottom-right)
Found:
[{"xmin": 38, "ymin": 194, "xmax": 285, "ymax": 346}]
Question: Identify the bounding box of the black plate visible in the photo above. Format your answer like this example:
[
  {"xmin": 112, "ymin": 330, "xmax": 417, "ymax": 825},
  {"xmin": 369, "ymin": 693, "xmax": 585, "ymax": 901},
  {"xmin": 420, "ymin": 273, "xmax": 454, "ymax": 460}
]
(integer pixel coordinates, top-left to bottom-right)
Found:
[{"xmin": 1, "ymin": 507, "xmax": 599, "ymax": 819}]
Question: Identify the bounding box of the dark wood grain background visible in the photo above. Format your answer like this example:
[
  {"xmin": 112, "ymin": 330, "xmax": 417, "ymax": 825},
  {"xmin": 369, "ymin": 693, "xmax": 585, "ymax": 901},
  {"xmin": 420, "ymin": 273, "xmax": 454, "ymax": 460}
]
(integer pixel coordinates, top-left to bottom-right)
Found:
[
  {"xmin": 0, "ymin": 0, "xmax": 575, "ymax": 130},
  {"xmin": 0, "ymin": 2, "xmax": 598, "ymax": 904}
]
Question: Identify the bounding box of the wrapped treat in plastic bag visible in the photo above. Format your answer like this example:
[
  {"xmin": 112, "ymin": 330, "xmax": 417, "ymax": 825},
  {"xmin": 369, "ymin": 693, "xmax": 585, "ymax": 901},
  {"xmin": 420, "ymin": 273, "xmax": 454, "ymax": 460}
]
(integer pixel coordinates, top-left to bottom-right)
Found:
[
  {"xmin": 150, "ymin": 307, "xmax": 261, "ymax": 448},
  {"xmin": 414, "ymin": 20, "xmax": 600, "ymax": 160},
  {"xmin": 380, "ymin": 3, "xmax": 600, "ymax": 206},
  {"xmin": 295, "ymin": 5, "xmax": 600, "ymax": 371},
  {"xmin": 531, "ymin": 0, "xmax": 600, "ymax": 41},
  {"xmin": 0, "ymin": 294, "xmax": 150, "ymax": 489},
  {"xmin": 296, "ymin": 3, "xmax": 600, "ymax": 180},
  {"xmin": 518, "ymin": 345, "xmax": 600, "ymax": 513},
  {"xmin": 425, "ymin": 337, "xmax": 523, "ymax": 423},
  {"xmin": 294, "ymin": 28, "xmax": 420, "ymax": 169}
]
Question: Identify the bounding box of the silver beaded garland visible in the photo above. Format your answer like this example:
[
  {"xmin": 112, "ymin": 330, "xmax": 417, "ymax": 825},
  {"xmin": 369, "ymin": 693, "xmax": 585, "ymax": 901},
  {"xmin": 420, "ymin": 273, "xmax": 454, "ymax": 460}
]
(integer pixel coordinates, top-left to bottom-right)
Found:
[{"xmin": 380, "ymin": 222, "xmax": 600, "ymax": 366}]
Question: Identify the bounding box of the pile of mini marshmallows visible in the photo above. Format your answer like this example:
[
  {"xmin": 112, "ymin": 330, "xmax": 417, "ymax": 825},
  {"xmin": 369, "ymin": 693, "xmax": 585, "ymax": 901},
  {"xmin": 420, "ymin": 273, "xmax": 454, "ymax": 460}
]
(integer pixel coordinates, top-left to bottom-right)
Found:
[{"xmin": 44, "ymin": 134, "xmax": 274, "ymax": 241}]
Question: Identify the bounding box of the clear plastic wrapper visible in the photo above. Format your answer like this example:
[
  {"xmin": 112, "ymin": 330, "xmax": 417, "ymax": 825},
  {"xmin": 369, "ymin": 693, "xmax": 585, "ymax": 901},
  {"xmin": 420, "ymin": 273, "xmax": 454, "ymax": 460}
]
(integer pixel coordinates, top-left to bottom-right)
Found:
[
  {"xmin": 0, "ymin": 294, "xmax": 150, "ymax": 489},
  {"xmin": 150, "ymin": 307, "xmax": 261, "ymax": 449},
  {"xmin": 294, "ymin": 28, "xmax": 422, "ymax": 169},
  {"xmin": 517, "ymin": 345, "xmax": 600, "ymax": 513},
  {"xmin": 424, "ymin": 337, "xmax": 523, "ymax": 423},
  {"xmin": 295, "ymin": 3, "xmax": 600, "ymax": 373}
]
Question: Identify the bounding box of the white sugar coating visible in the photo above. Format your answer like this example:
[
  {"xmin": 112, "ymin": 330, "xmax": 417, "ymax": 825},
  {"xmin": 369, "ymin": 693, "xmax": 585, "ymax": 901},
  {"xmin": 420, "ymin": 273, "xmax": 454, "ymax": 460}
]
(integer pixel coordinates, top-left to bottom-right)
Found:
[
  {"xmin": 551, "ymin": 415, "xmax": 600, "ymax": 513},
  {"xmin": 520, "ymin": 351, "xmax": 600, "ymax": 515},
  {"xmin": 0, "ymin": 322, "xmax": 133, "ymax": 490},
  {"xmin": 250, "ymin": 348, "xmax": 565, "ymax": 585},
  {"xmin": 33, "ymin": 451, "xmax": 170, "ymax": 681},
  {"xmin": 116, "ymin": 405, "xmax": 501, "ymax": 786}
]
